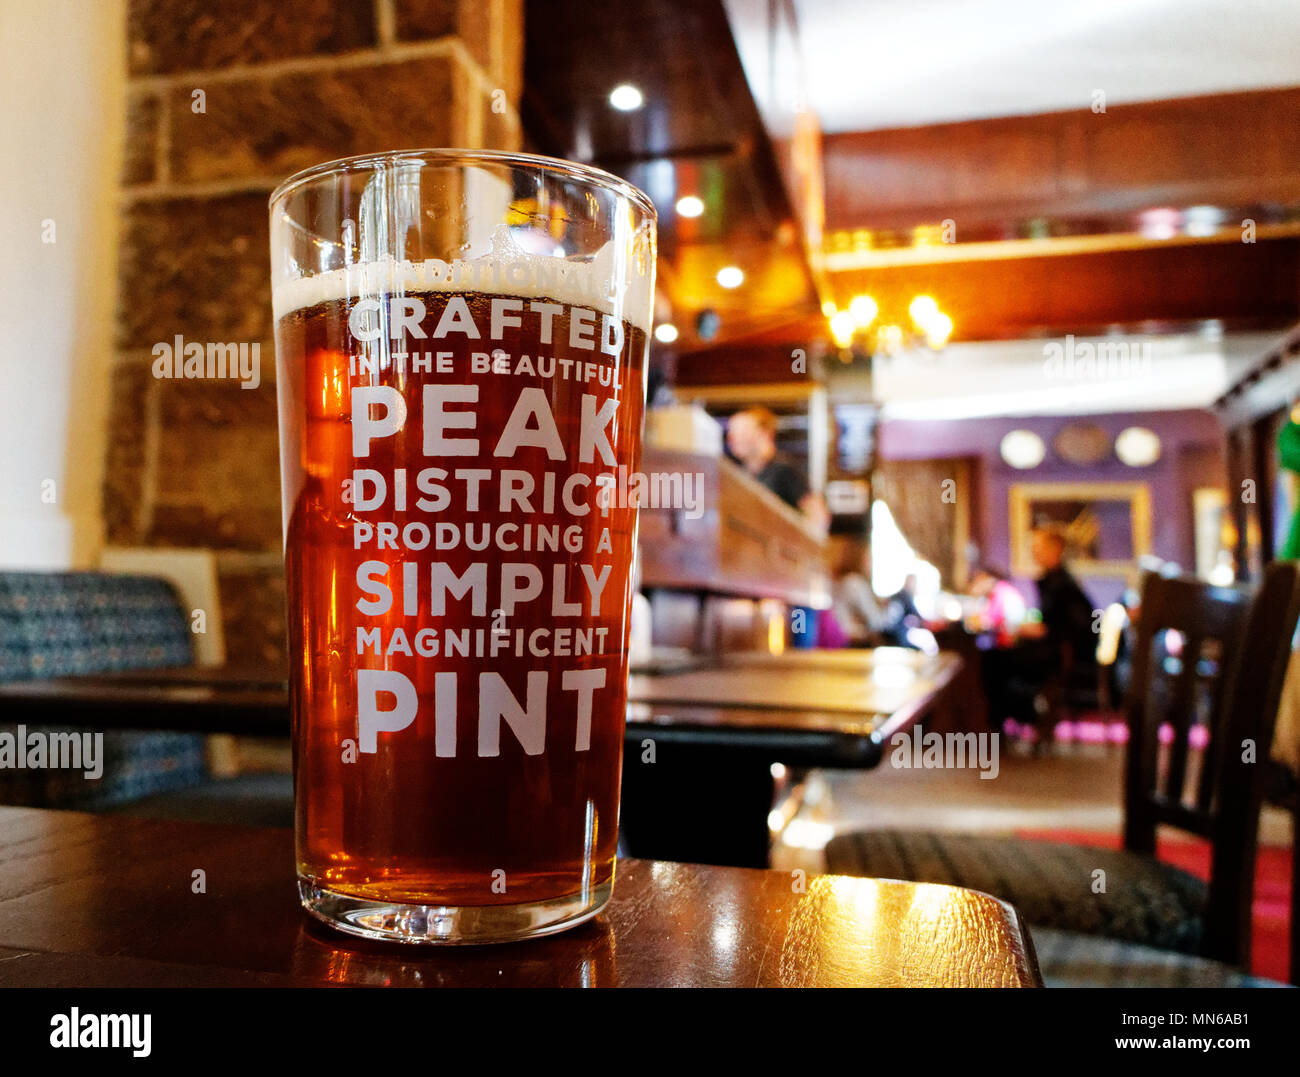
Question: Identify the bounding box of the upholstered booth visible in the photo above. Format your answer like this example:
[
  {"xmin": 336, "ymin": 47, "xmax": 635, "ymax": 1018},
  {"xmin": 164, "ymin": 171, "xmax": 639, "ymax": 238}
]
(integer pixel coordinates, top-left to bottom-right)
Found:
[{"xmin": 0, "ymin": 571, "xmax": 207, "ymax": 809}]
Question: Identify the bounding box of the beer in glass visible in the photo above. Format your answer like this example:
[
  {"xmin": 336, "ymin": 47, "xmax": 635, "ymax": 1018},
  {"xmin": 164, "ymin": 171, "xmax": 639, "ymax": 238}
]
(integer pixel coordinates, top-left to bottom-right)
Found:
[{"xmin": 269, "ymin": 150, "xmax": 656, "ymax": 942}]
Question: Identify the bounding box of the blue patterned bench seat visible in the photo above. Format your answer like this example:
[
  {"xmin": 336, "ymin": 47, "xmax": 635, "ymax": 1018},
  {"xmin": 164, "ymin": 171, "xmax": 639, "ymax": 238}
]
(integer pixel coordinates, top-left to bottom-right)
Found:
[{"xmin": 0, "ymin": 571, "xmax": 207, "ymax": 809}]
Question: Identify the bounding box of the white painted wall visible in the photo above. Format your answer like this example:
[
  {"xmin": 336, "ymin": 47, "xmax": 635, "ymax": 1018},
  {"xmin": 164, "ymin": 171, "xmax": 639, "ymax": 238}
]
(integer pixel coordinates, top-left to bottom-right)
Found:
[{"xmin": 0, "ymin": 0, "xmax": 125, "ymax": 568}]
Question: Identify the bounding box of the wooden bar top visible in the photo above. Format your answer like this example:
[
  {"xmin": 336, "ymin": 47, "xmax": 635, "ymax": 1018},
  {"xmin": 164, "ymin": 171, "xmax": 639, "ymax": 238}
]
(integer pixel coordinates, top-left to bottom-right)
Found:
[
  {"xmin": 0, "ymin": 807, "xmax": 1040, "ymax": 988},
  {"xmin": 638, "ymin": 447, "xmax": 831, "ymax": 608}
]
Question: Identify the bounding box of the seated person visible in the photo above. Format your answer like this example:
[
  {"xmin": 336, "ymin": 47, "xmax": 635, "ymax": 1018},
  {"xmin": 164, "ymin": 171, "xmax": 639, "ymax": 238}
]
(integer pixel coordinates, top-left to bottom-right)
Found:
[
  {"xmin": 982, "ymin": 527, "xmax": 1097, "ymax": 730},
  {"xmin": 969, "ymin": 565, "xmax": 1026, "ymax": 648},
  {"xmin": 880, "ymin": 573, "xmax": 922, "ymax": 647},
  {"xmin": 830, "ymin": 539, "xmax": 887, "ymax": 647}
]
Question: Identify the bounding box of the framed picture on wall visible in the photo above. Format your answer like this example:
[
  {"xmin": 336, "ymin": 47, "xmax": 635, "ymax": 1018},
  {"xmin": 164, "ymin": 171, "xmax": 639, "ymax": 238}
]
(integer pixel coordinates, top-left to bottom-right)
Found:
[{"xmin": 1009, "ymin": 481, "xmax": 1152, "ymax": 577}]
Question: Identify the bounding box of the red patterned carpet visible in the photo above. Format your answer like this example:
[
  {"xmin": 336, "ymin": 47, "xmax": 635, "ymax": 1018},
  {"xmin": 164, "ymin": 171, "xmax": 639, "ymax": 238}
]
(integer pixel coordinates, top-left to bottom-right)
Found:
[{"xmin": 1016, "ymin": 827, "xmax": 1292, "ymax": 982}]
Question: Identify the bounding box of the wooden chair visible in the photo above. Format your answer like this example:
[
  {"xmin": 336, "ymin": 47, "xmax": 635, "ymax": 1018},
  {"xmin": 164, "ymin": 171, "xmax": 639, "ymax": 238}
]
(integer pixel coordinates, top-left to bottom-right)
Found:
[
  {"xmin": 825, "ymin": 562, "xmax": 1300, "ymax": 967},
  {"xmin": 1260, "ymin": 759, "xmax": 1298, "ymax": 985}
]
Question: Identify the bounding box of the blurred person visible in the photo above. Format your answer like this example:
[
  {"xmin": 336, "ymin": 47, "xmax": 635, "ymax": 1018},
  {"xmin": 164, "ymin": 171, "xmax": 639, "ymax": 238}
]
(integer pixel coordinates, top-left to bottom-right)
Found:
[
  {"xmin": 1020, "ymin": 527, "xmax": 1097, "ymax": 659},
  {"xmin": 982, "ymin": 526, "xmax": 1098, "ymax": 737},
  {"xmin": 726, "ymin": 407, "xmax": 829, "ymax": 531},
  {"xmin": 880, "ymin": 572, "xmax": 921, "ymax": 647},
  {"xmin": 830, "ymin": 538, "xmax": 886, "ymax": 647},
  {"xmin": 969, "ymin": 564, "xmax": 1026, "ymax": 647}
]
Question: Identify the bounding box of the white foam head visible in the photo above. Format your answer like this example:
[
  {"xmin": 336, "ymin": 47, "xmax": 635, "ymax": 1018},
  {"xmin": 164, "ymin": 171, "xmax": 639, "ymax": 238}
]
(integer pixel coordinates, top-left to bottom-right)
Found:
[{"xmin": 272, "ymin": 225, "xmax": 655, "ymax": 333}]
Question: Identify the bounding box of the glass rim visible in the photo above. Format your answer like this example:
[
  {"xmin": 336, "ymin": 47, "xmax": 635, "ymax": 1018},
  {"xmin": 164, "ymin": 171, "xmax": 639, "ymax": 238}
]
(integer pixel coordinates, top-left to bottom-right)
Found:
[{"xmin": 268, "ymin": 147, "xmax": 658, "ymax": 223}]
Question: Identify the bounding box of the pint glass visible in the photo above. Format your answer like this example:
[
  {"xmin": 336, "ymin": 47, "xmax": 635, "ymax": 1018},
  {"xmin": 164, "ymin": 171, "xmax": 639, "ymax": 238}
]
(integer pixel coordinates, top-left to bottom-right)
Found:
[{"xmin": 269, "ymin": 150, "xmax": 656, "ymax": 943}]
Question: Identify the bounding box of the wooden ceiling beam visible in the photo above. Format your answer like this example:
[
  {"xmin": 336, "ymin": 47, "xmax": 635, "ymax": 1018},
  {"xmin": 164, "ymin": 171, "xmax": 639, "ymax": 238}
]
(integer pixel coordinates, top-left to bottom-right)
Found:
[{"xmin": 823, "ymin": 87, "xmax": 1300, "ymax": 237}]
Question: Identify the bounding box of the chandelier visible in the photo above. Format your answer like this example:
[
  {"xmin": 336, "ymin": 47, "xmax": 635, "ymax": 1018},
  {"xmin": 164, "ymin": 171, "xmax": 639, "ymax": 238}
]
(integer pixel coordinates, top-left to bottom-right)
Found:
[{"xmin": 826, "ymin": 294, "xmax": 953, "ymax": 358}]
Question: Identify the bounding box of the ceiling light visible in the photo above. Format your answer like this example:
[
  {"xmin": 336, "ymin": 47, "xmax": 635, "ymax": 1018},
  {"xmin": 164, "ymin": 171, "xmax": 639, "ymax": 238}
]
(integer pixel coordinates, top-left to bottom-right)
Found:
[
  {"xmin": 1000, "ymin": 430, "xmax": 1046, "ymax": 470},
  {"xmin": 675, "ymin": 195, "xmax": 704, "ymax": 218},
  {"xmin": 654, "ymin": 323, "xmax": 679, "ymax": 344},
  {"xmin": 925, "ymin": 311, "xmax": 954, "ymax": 348},
  {"xmin": 821, "ymin": 300, "xmax": 838, "ymax": 318},
  {"xmin": 608, "ymin": 84, "xmax": 644, "ymax": 111},
  {"xmin": 909, "ymin": 295, "xmax": 939, "ymax": 326},
  {"xmin": 848, "ymin": 295, "xmax": 878, "ymax": 327},
  {"xmin": 716, "ymin": 266, "xmax": 744, "ymax": 289},
  {"xmin": 830, "ymin": 310, "xmax": 856, "ymax": 348}
]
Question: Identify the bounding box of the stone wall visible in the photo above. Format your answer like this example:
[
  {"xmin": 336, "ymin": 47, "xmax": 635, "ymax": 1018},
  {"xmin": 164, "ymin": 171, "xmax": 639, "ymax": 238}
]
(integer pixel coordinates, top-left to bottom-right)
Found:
[{"xmin": 106, "ymin": 0, "xmax": 523, "ymax": 668}]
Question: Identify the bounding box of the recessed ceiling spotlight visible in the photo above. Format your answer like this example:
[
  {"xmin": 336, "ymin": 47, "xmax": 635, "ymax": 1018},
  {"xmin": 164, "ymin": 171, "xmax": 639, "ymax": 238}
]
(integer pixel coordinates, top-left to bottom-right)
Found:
[
  {"xmin": 716, "ymin": 266, "xmax": 744, "ymax": 289},
  {"xmin": 675, "ymin": 195, "xmax": 704, "ymax": 218},
  {"xmin": 654, "ymin": 323, "xmax": 679, "ymax": 344},
  {"xmin": 608, "ymin": 84, "xmax": 644, "ymax": 111}
]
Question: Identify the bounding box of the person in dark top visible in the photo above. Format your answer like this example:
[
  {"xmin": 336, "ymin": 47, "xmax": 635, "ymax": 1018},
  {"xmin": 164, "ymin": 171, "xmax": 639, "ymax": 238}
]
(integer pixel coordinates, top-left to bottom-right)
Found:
[
  {"xmin": 881, "ymin": 573, "xmax": 921, "ymax": 647},
  {"xmin": 1028, "ymin": 529, "xmax": 1098, "ymax": 668},
  {"xmin": 725, "ymin": 407, "xmax": 827, "ymax": 527},
  {"xmin": 982, "ymin": 527, "xmax": 1097, "ymax": 740},
  {"xmin": 755, "ymin": 456, "xmax": 811, "ymax": 510}
]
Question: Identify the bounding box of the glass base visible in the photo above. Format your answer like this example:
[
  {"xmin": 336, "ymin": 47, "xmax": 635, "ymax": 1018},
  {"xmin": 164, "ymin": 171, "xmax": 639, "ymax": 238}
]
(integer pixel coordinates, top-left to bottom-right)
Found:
[{"xmin": 297, "ymin": 876, "xmax": 612, "ymax": 945}]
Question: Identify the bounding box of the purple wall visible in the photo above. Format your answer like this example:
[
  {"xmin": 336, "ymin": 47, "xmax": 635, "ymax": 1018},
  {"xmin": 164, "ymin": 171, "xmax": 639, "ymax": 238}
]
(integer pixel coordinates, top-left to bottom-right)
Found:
[{"xmin": 877, "ymin": 408, "xmax": 1225, "ymax": 607}]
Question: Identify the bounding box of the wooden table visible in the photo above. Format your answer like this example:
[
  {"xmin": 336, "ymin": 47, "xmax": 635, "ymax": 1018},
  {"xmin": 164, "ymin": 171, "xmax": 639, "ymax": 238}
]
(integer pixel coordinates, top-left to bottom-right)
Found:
[
  {"xmin": 620, "ymin": 648, "xmax": 960, "ymax": 865},
  {"xmin": 0, "ymin": 666, "xmax": 288, "ymax": 734},
  {"xmin": 0, "ymin": 807, "xmax": 1040, "ymax": 988},
  {"xmin": 0, "ymin": 648, "xmax": 958, "ymax": 760},
  {"xmin": 628, "ymin": 648, "xmax": 960, "ymax": 762},
  {"xmin": 0, "ymin": 649, "xmax": 958, "ymax": 868}
]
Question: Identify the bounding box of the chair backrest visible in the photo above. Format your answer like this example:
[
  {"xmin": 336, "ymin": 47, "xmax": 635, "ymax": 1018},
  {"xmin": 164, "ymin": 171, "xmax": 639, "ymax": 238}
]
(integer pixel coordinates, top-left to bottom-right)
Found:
[{"xmin": 1122, "ymin": 561, "xmax": 1300, "ymax": 964}]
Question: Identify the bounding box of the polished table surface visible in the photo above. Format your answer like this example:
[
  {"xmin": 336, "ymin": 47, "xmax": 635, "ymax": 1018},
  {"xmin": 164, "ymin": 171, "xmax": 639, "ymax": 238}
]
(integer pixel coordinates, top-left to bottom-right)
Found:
[
  {"xmin": 0, "ymin": 807, "xmax": 1040, "ymax": 988},
  {"xmin": 628, "ymin": 648, "xmax": 960, "ymax": 763},
  {"xmin": 0, "ymin": 650, "xmax": 962, "ymax": 868},
  {"xmin": 0, "ymin": 665, "xmax": 288, "ymax": 735},
  {"xmin": 0, "ymin": 648, "xmax": 960, "ymax": 767}
]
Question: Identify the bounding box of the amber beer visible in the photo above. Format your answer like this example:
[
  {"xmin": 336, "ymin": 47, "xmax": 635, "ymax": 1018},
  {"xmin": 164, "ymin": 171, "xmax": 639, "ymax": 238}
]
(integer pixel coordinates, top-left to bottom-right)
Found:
[{"xmin": 270, "ymin": 152, "xmax": 656, "ymax": 943}]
